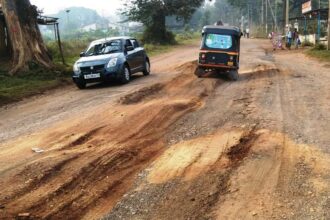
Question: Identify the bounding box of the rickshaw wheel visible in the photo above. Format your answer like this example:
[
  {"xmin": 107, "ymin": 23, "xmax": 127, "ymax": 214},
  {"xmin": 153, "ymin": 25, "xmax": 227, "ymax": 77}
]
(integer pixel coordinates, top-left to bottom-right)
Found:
[
  {"xmin": 194, "ymin": 67, "xmax": 204, "ymax": 78},
  {"xmin": 228, "ymin": 70, "xmax": 239, "ymax": 81}
]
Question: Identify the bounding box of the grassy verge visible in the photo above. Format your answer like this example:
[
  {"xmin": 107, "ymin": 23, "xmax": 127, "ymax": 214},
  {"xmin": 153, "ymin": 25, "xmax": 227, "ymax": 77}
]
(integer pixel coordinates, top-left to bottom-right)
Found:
[
  {"xmin": 144, "ymin": 32, "xmax": 200, "ymax": 57},
  {"xmin": 0, "ymin": 32, "xmax": 200, "ymax": 106},
  {"xmin": 305, "ymin": 49, "xmax": 330, "ymax": 62},
  {"xmin": 48, "ymin": 32, "xmax": 201, "ymax": 65},
  {"xmin": 0, "ymin": 67, "xmax": 72, "ymax": 106}
]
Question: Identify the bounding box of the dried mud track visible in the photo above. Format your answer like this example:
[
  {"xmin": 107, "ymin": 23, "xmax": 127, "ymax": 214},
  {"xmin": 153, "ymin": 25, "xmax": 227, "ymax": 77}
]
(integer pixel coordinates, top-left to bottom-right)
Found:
[
  {"xmin": 1, "ymin": 39, "xmax": 330, "ymax": 219},
  {"xmin": 0, "ymin": 61, "xmax": 220, "ymax": 219}
]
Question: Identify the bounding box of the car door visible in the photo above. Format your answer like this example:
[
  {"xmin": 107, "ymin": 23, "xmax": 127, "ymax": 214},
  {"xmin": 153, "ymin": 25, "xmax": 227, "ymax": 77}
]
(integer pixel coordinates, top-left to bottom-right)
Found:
[
  {"xmin": 125, "ymin": 39, "xmax": 138, "ymax": 71},
  {"xmin": 131, "ymin": 39, "xmax": 144, "ymax": 70}
]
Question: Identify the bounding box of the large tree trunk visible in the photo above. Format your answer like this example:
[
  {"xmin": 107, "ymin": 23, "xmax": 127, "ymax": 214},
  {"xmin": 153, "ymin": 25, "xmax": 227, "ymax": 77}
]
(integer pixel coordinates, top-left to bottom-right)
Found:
[
  {"xmin": 0, "ymin": 13, "xmax": 7, "ymax": 57},
  {"xmin": 142, "ymin": 10, "xmax": 175, "ymax": 44},
  {"xmin": 0, "ymin": 0, "xmax": 52, "ymax": 75}
]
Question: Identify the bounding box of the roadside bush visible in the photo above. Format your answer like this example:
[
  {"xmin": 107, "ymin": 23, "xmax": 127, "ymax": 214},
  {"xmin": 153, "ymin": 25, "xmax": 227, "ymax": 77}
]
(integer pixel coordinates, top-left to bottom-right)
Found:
[
  {"xmin": 175, "ymin": 31, "xmax": 200, "ymax": 44},
  {"xmin": 141, "ymin": 26, "xmax": 176, "ymax": 45},
  {"xmin": 47, "ymin": 40, "xmax": 89, "ymax": 65},
  {"xmin": 302, "ymin": 41, "xmax": 314, "ymax": 47},
  {"xmin": 313, "ymin": 43, "xmax": 326, "ymax": 50}
]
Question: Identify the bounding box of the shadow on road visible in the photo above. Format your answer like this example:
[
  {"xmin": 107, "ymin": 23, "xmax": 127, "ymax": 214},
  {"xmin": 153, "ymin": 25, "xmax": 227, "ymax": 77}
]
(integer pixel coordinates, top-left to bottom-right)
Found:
[
  {"xmin": 84, "ymin": 74, "xmax": 151, "ymax": 90},
  {"xmin": 197, "ymin": 71, "xmax": 234, "ymax": 81},
  {"xmin": 196, "ymin": 68, "xmax": 279, "ymax": 83}
]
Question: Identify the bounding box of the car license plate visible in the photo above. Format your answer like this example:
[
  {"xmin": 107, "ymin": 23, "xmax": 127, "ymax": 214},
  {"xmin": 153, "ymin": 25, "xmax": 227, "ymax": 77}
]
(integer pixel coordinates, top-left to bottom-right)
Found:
[{"xmin": 84, "ymin": 73, "xmax": 101, "ymax": 79}]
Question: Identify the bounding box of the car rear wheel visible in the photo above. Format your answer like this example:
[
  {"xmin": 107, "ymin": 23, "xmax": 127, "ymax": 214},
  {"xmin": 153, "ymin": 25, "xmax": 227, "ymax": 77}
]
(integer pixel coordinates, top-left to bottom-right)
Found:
[
  {"xmin": 120, "ymin": 65, "xmax": 131, "ymax": 84},
  {"xmin": 75, "ymin": 79, "xmax": 86, "ymax": 89},
  {"xmin": 143, "ymin": 60, "xmax": 150, "ymax": 76},
  {"xmin": 228, "ymin": 70, "xmax": 239, "ymax": 81}
]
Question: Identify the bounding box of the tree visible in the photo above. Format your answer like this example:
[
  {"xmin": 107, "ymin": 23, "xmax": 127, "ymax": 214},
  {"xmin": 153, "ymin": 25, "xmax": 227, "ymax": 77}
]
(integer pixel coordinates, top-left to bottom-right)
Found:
[
  {"xmin": 123, "ymin": 0, "xmax": 205, "ymax": 44},
  {"xmin": 200, "ymin": 9, "xmax": 211, "ymax": 27},
  {"xmin": 0, "ymin": 0, "xmax": 52, "ymax": 75},
  {"xmin": 328, "ymin": 0, "xmax": 330, "ymax": 50},
  {"xmin": 0, "ymin": 10, "xmax": 7, "ymax": 57}
]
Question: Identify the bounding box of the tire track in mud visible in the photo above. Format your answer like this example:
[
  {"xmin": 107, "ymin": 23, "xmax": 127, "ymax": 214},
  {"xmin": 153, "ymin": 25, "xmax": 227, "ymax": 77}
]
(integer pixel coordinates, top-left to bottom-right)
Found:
[{"xmin": 0, "ymin": 61, "xmax": 224, "ymax": 219}]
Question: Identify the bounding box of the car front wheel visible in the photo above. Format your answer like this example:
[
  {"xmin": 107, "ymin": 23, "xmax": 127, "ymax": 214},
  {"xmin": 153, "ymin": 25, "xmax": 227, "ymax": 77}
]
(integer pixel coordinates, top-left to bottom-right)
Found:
[
  {"xmin": 120, "ymin": 65, "xmax": 131, "ymax": 84},
  {"xmin": 143, "ymin": 60, "xmax": 150, "ymax": 76},
  {"xmin": 75, "ymin": 79, "xmax": 86, "ymax": 89}
]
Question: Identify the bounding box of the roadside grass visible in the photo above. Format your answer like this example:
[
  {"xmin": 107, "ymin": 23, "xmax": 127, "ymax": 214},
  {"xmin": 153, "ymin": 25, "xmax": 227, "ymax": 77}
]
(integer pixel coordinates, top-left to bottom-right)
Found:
[
  {"xmin": 0, "ymin": 67, "xmax": 71, "ymax": 106},
  {"xmin": 48, "ymin": 32, "xmax": 201, "ymax": 65},
  {"xmin": 305, "ymin": 48, "xmax": 330, "ymax": 62},
  {"xmin": 0, "ymin": 32, "xmax": 200, "ymax": 106}
]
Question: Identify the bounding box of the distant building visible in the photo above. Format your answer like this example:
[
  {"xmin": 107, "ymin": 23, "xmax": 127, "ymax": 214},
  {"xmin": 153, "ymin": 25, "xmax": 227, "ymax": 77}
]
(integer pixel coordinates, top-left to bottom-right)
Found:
[
  {"xmin": 107, "ymin": 21, "xmax": 143, "ymax": 35},
  {"xmin": 81, "ymin": 23, "xmax": 98, "ymax": 32}
]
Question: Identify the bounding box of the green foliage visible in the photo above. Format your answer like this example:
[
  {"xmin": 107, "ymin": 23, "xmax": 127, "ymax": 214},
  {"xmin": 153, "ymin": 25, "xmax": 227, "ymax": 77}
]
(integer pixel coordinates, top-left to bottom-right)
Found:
[
  {"xmin": 142, "ymin": 25, "xmax": 176, "ymax": 45},
  {"xmin": 302, "ymin": 41, "xmax": 314, "ymax": 47},
  {"xmin": 175, "ymin": 31, "xmax": 200, "ymax": 43},
  {"xmin": 47, "ymin": 40, "xmax": 88, "ymax": 65},
  {"xmin": 200, "ymin": 10, "xmax": 211, "ymax": 27},
  {"xmin": 122, "ymin": 0, "xmax": 204, "ymax": 44},
  {"xmin": 45, "ymin": 28, "xmax": 120, "ymax": 65},
  {"xmin": 313, "ymin": 43, "xmax": 326, "ymax": 50},
  {"xmin": 225, "ymin": 0, "xmax": 329, "ymax": 33},
  {"xmin": 0, "ymin": 68, "xmax": 71, "ymax": 106},
  {"xmin": 143, "ymin": 31, "xmax": 200, "ymax": 56},
  {"xmin": 306, "ymin": 49, "xmax": 330, "ymax": 62},
  {"xmin": 187, "ymin": 0, "xmax": 240, "ymax": 30}
]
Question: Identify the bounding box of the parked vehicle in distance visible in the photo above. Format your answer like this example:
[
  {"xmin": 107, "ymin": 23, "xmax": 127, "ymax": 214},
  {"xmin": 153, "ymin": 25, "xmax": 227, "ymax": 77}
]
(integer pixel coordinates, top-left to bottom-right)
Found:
[
  {"xmin": 72, "ymin": 37, "xmax": 150, "ymax": 89},
  {"xmin": 195, "ymin": 26, "xmax": 242, "ymax": 80}
]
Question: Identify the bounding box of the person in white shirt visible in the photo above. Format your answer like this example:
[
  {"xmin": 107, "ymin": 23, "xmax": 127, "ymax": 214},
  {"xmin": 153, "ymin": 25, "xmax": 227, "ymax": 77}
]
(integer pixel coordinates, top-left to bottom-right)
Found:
[{"xmin": 246, "ymin": 27, "xmax": 250, "ymax": 38}]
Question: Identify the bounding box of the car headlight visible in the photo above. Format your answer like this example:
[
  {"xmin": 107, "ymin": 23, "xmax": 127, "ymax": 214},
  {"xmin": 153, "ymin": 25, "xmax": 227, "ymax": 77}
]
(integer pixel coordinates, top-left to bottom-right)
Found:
[
  {"xmin": 73, "ymin": 63, "xmax": 81, "ymax": 74},
  {"xmin": 107, "ymin": 58, "xmax": 118, "ymax": 68}
]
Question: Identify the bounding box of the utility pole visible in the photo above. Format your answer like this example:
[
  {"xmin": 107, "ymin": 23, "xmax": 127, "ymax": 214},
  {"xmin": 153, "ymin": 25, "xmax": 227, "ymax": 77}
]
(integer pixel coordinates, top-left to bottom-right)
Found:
[
  {"xmin": 275, "ymin": 0, "xmax": 278, "ymax": 31},
  {"xmin": 248, "ymin": 3, "xmax": 250, "ymax": 28},
  {"xmin": 285, "ymin": 0, "xmax": 289, "ymax": 29},
  {"xmin": 266, "ymin": 0, "xmax": 268, "ymax": 34},
  {"xmin": 262, "ymin": 0, "xmax": 264, "ymax": 28},
  {"xmin": 328, "ymin": 0, "xmax": 330, "ymax": 50},
  {"xmin": 65, "ymin": 9, "xmax": 70, "ymax": 25}
]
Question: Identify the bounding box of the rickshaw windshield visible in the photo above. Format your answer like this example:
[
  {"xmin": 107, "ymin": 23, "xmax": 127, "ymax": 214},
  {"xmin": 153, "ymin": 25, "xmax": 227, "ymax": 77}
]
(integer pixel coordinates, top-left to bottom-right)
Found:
[{"xmin": 204, "ymin": 34, "xmax": 233, "ymax": 50}]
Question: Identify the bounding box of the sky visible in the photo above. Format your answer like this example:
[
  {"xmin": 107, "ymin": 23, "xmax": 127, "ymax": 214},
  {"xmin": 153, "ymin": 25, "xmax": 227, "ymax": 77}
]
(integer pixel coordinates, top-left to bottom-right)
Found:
[{"xmin": 30, "ymin": 0, "xmax": 123, "ymax": 16}]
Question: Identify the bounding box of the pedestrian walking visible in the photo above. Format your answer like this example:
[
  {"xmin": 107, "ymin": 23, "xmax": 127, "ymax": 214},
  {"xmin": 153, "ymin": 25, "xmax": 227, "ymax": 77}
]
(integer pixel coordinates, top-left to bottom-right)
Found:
[
  {"xmin": 286, "ymin": 28, "xmax": 292, "ymax": 50},
  {"xmin": 246, "ymin": 27, "xmax": 250, "ymax": 38},
  {"xmin": 271, "ymin": 32, "xmax": 277, "ymax": 51},
  {"xmin": 293, "ymin": 29, "xmax": 300, "ymax": 49},
  {"xmin": 272, "ymin": 32, "xmax": 284, "ymax": 51}
]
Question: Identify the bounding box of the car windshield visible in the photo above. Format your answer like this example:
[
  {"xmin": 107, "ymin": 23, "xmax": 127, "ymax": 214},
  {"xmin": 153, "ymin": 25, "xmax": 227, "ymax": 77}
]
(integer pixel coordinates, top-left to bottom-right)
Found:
[
  {"xmin": 205, "ymin": 34, "xmax": 233, "ymax": 50},
  {"xmin": 85, "ymin": 40, "xmax": 122, "ymax": 56}
]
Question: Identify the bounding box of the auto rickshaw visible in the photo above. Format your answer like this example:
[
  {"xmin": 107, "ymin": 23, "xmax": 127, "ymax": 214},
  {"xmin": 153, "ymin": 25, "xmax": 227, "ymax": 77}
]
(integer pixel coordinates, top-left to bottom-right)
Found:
[{"xmin": 195, "ymin": 25, "xmax": 242, "ymax": 80}]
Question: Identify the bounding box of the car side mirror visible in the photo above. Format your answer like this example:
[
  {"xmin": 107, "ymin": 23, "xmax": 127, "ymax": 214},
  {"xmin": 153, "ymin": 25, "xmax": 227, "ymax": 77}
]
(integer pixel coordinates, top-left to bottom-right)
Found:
[
  {"xmin": 126, "ymin": 46, "xmax": 134, "ymax": 51},
  {"xmin": 80, "ymin": 52, "xmax": 85, "ymax": 57}
]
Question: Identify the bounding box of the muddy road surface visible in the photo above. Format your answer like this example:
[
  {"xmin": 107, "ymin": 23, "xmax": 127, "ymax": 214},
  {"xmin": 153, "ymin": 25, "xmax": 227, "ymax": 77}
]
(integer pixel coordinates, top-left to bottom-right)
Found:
[{"xmin": 0, "ymin": 39, "xmax": 329, "ymax": 220}]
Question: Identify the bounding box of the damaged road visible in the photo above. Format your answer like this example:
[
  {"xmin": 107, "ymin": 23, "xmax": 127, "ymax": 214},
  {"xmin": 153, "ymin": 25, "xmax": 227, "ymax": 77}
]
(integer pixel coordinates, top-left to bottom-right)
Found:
[{"xmin": 0, "ymin": 39, "xmax": 330, "ymax": 219}]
